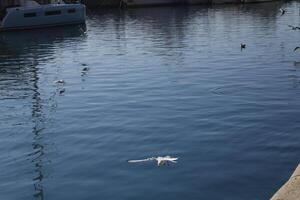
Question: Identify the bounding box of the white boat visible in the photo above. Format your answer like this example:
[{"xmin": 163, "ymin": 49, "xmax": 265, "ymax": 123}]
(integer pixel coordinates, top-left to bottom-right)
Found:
[{"xmin": 0, "ymin": 0, "xmax": 86, "ymax": 31}]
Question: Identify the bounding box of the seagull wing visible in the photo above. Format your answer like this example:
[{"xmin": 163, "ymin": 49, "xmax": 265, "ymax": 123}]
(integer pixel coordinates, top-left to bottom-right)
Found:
[
  {"xmin": 168, "ymin": 158, "xmax": 179, "ymax": 163},
  {"xmin": 294, "ymin": 47, "xmax": 300, "ymax": 52},
  {"xmin": 128, "ymin": 157, "xmax": 154, "ymax": 163},
  {"xmin": 163, "ymin": 156, "xmax": 178, "ymax": 163}
]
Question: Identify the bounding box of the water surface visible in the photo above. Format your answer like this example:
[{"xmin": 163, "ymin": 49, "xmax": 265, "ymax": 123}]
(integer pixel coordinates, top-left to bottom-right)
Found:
[{"xmin": 1, "ymin": 2, "xmax": 300, "ymax": 199}]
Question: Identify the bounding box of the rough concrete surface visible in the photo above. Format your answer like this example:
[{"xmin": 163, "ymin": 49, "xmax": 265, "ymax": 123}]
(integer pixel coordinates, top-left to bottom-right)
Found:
[{"xmin": 271, "ymin": 164, "xmax": 300, "ymax": 200}]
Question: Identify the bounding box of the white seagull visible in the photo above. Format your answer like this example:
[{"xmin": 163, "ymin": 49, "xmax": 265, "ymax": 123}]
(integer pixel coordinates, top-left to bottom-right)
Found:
[{"xmin": 128, "ymin": 156, "xmax": 178, "ymax": 166}]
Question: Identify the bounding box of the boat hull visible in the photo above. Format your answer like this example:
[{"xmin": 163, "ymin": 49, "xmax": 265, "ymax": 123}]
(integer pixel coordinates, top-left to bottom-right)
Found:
[{"xmin": 0, "ymin": 3, "xmax": 86, "ymax": 31}]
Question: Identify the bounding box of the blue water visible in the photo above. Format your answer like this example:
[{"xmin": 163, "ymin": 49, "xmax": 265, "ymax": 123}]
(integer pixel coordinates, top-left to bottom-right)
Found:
[{"xmin": 1, "ymin": 1, "xmax": 300, "ymax": 199}]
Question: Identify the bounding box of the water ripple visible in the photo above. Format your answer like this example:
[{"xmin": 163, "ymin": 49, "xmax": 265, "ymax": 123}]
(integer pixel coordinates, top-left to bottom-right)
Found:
[{"xmin": 1, "ymin": 2, "xmax": 300, "ymax": 200}]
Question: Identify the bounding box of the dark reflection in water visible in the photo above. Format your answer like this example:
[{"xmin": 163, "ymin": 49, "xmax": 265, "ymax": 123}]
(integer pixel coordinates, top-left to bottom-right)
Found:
[
  {"xmin": 0, "ymin": 25, "xmax": 86, "ymax": 100},
  {"xmin": 0, "ymin": 25, "xmax": 86, "ymax": 61},
  {"xmin": 30, "ymin": 60, "xmax": 45, "ymax": 200},
  {"xmin": 0, "ymin": 25, "xmax": 87, "ymax": 200},
  {"xmin": 1, "ymin": 2, "xmax": 300, "ymax": 200}
]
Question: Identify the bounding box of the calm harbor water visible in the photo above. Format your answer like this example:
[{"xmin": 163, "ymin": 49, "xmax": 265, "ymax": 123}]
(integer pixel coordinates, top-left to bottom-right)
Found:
[{"xmin": 1, "ymin": 1, "xmax": 300, "ymax": 199}]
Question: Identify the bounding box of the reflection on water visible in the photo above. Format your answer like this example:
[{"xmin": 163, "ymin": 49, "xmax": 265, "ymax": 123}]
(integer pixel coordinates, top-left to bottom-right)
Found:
[
  {"xmin": 30, "ymin": 59, "xmax": 46, "ymax": 200},
  {"xmin": 0, "ymin": 25, "xmax": 86, "ymax": 60},
  {"xmin": 0, "ymin": 25, "xmax": 87, "ymax": 200},
  {"xmin": 1, "ymin": 2, "xmax": 300, "ymax": 200}
]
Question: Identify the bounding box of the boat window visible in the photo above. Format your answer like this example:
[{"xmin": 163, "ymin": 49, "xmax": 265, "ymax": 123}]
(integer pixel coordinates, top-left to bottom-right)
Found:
[
  {"xmin": 68, "ymin": 9, "xmax": 76, "ymax": 13},
  {"xmin": 44, "ymin": 10, "xmax": 61, "ymax": 16},
  {"xmin": 24, "ymin": 12, "xmax": 37, "ymax": 18}
]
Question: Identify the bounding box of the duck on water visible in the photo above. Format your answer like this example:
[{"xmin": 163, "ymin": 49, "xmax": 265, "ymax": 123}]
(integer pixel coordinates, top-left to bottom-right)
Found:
[{"xmin": 0, "ymin": 0, "xmax": 86, "ymax": 31}]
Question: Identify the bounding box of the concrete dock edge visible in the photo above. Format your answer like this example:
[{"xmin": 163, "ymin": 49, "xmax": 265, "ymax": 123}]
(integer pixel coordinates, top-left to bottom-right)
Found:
[{"xmin": 271, "ymin": 164, "xmax": 300, "ymax": 200}]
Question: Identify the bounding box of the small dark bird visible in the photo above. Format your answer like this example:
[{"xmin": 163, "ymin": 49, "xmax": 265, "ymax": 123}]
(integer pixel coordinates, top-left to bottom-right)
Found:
[
  {"xmin": 82, "ymin": 67, "xmax": 90, "ymax": 72},
  {"xmin": 289, "ymin": 25, "xmax": 297, "ymax": 30},
  {"xmin": 288, "ymin": 25, "xmax": 300, "ymax": 30},
  {"xmin": 241, "ymin": 43, "xmax": 246, "ymax": 50},
  {"xmin": 59, "ymin": 88, "xmax": 66, "ymax": 95},
  {"xmin": 294, "ymin": 47, "xmax": 300, "ymax": 52},
  {"xmin": 280, "ymin": 8, "xmax": 286, "ymax": 16},
  {"xmin": 81, "ymin": 67, "xmax": 90, "ymax": 76}
]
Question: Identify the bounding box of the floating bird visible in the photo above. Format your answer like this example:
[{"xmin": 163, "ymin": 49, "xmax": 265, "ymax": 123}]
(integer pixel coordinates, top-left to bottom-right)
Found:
[
  {"xmin": 240, "ymin": 43, "xmax": 246, "ymax": 50},
  {"xmin": 54, "ymin": 80, "xmax": 65, "ymax": 84},
  {"xmin": 81, "ymin": 67, "xmax": 90, "ymax": 76},
  {"xmin": 288, "ymin": 25, "xmax": 300, "ymax": 30},
  {"xmin": 294, "ymin": 47, "xmax": 300, "ymax": 52},
  {"xmin": 82, "ymin": 67, "xmax": 90, "ymax": 72},
  {"xmin": 59, "ymin": 88, "xmax": 66, "ymax": 95},
  {"xmin": 294, "ymin": 61, "xmax": 300, "ymax": 67},
  {"xmin": 128, "ymin": 156, "xmax": 178, "ymax": 166},
  {"xmin": 280, "ymin": 8, "xmax": 286, "ymax": 16}
]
